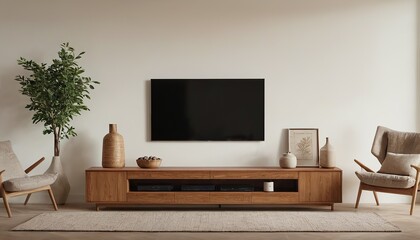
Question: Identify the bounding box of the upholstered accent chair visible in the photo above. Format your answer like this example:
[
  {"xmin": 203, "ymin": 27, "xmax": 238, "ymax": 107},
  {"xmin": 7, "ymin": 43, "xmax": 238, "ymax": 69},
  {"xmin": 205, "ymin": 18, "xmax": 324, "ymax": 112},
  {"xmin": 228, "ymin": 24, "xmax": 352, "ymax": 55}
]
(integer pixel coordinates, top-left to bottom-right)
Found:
[
  {"xmin": 354, "ymin": 126, "xmax": 420, "ymax": 215},
  {"xmin": 0, "ymin": 141, "xmax": 58, "ymax": 217}
]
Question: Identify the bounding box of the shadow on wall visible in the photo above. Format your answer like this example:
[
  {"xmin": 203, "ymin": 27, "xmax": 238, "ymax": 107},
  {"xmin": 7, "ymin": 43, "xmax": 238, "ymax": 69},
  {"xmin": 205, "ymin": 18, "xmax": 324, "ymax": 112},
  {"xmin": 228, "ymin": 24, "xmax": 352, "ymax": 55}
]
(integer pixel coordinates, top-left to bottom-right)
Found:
[
  {"xmin": 0, "ymin": 65, "xmax": 33, "ymax": 138},
  {"xmin": 62, "ymin": 133, "xmax": 98, "ymax": 201},
  {"xmin": 145, "ymin": 80, "xmax": 151, "ymax": 142},
  {"xmin": 417, "ymin": 0, "xmax": 420, "ymax": 132}
]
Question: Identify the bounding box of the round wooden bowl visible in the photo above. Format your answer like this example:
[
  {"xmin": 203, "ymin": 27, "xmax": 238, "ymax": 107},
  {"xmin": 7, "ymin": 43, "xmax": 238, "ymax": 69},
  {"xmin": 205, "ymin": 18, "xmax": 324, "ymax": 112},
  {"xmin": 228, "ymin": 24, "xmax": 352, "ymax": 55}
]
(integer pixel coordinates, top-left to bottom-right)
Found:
[{"xmin": 136, "ymin": 159, "xmax": 162, "ymax": 168}]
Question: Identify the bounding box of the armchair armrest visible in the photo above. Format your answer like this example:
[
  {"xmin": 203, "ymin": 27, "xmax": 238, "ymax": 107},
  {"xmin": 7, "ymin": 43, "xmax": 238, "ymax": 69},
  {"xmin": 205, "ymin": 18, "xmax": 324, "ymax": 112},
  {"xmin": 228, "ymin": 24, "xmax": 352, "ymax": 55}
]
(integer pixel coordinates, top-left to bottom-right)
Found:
[
  {"xmin": 411, "ymin": 165, "xmax": 420, "ymax": 172},
  {"xmin": 354, "ymin": 159, "xmax": 375, "ymax": 172},
  {"xmin": 0, "ymin": 169, "xmax": 5, "ymax": 183},
  {"xmin": 411, "ymin": 165, "xmax": 420, "ymax": 189},
  {"xmin": 24, "ymin": 157, "xmax": 45, "ymax": 174}
]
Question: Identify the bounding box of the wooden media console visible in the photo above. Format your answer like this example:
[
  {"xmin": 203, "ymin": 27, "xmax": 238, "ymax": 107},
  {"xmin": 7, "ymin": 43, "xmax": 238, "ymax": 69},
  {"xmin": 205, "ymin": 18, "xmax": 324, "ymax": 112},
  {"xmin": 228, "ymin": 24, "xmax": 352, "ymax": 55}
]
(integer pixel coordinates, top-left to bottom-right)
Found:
[{"xmin": 86, "ymin": 167, "xmax": 342, "ymax": 210}]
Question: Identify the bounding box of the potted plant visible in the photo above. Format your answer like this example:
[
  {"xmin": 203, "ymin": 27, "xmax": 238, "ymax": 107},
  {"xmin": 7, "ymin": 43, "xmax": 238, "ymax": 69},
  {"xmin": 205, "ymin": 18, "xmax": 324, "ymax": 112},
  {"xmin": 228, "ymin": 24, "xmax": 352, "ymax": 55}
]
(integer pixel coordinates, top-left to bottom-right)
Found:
[{"xmin": 15, "ymin": 43, "xmax": 99, "ymax": 204}]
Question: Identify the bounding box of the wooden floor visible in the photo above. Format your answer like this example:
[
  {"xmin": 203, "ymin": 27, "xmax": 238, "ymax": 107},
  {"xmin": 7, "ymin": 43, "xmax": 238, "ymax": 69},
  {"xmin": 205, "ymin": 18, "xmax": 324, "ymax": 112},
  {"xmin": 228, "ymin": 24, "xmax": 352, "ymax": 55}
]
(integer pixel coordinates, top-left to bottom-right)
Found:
[{"xmin": 1, "ymin": 203, "xmax": 420, "ymax": 239}]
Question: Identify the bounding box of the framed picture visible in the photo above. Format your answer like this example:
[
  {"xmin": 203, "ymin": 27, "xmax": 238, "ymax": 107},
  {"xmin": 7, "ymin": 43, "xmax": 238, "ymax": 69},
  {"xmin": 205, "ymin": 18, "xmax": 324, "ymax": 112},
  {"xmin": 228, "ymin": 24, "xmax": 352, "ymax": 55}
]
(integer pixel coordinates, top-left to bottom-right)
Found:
[{"xmin": 288, "ymin": 128, "xmax": 319, "ymax": 167}]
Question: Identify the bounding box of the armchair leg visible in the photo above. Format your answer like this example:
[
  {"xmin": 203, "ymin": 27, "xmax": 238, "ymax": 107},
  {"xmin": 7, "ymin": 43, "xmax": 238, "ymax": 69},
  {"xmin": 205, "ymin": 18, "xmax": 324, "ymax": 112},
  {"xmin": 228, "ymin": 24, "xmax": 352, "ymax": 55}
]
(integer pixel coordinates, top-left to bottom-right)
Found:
[
  {"xmin": 355, "ymin": 183, "xmax": 363, "ymax": 209},
  {"xmin": 410, "ymin": 194, "xmax": 417, "ymax": 215},
  {"xmin": 373, "ymin": 191, "xmax": 380, "ymax": 206},
  {"xmin": 47, "ymin": 186, "xmax": 58, "ymax": 211},
  {"xmin": 1, "ymin": 189, "xmax": 12, "ymax": 218},
  {"xmin": 410, "ymin": 185, "xmax": 419, "ymax": 215},
  {"xmin": 24, "ymin": 194, "xmax": 32, "ymax": 205}
]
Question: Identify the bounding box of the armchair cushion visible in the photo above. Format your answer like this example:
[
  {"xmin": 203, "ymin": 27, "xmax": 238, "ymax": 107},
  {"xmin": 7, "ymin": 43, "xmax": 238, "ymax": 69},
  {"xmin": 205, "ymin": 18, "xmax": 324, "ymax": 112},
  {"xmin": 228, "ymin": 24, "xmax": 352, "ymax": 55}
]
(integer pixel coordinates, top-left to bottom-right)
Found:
[
  {"xmin": 355, "ymin": 171, "xmax": 416, "ymax": 189},
  {"xmin": 378, "ymin": 152, "xmax": 420, "ymax": 177},
  {"xmin": 2, "ymin": 173, "xmax": 57, "ymax": 192},
  {"xmin": 0, "ymin": 141, "xmax": 27, "ymax": 181},
  {"xmin": 387, "ymin": 131, "xmax": 420, "ymax": 155},
  {"xmin": 371, "ymin": 126, "xmax": 392, "ymax": 164}
]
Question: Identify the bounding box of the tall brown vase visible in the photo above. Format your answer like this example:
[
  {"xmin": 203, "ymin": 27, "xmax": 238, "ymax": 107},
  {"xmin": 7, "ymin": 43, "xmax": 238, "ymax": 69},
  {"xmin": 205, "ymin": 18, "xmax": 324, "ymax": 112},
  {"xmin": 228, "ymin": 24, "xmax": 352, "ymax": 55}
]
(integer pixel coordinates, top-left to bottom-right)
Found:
[{"xmin": 102, "ymin": 124, "xmax": 125, "ymax": 168}]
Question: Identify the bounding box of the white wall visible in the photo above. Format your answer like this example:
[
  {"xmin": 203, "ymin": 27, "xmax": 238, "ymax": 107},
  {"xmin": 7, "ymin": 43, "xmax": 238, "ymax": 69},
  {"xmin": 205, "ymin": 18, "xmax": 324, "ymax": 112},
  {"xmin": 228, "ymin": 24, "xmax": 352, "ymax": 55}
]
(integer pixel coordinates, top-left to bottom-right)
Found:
[{"xmin": 0, "ymin": 0, "xmax": 418, "ymax": 204}]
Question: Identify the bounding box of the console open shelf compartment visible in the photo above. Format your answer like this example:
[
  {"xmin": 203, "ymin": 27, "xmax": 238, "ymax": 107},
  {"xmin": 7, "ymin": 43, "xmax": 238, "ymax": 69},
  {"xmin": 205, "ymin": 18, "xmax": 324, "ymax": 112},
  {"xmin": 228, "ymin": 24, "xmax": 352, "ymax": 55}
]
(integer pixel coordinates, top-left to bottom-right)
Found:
[{"xmin": 128, "ymin": 179, "xmax": 298, "ymax": 192}]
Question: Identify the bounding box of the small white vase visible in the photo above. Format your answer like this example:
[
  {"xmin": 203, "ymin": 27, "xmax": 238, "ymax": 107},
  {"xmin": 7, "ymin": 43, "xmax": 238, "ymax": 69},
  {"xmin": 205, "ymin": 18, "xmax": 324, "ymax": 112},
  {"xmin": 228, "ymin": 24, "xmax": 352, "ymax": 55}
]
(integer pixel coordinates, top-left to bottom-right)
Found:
[
  {"xmin": 45, "ymin": 156, "xmax": 70, "ymax": 204},
  {"xmin": 320, "ymin": 137, "xmax": 336, "ymax": 168},
  {"xmin": 279, "ymin": 152, "xmax": 297, "ymax": 168}
]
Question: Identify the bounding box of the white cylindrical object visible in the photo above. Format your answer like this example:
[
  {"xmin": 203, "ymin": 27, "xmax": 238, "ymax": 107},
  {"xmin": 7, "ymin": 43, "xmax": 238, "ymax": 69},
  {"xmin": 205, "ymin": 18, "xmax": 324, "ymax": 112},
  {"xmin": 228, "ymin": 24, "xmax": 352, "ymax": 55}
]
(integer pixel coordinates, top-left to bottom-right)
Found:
[{"xmin": 264, "ymin": 181, "xmax": 274, "ymax": 192}]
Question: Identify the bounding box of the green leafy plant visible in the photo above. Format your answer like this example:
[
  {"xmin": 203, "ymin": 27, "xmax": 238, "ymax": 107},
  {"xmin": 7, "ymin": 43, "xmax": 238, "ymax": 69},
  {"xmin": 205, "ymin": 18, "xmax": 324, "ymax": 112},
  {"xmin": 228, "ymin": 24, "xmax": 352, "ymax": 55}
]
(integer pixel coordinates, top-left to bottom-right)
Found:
[{"xmin": 15, "ymin": 43, "xmax": 99, "ymax": 156}]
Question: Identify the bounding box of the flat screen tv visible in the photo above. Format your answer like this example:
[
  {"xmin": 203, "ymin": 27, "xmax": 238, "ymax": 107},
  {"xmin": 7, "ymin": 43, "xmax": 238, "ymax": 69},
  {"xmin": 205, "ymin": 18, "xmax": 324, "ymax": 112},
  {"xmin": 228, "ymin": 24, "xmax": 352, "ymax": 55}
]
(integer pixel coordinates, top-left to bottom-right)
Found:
[{"xmin": 151, "ymin": 79, "xmax": 264, "ymax": 141}]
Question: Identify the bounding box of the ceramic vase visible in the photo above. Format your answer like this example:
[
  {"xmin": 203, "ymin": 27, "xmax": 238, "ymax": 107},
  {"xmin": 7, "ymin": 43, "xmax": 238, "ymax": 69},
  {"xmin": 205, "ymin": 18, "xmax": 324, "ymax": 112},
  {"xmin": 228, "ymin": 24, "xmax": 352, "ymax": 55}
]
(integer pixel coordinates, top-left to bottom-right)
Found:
[
  {"xmin": 320, "ymin": 137, "xmax": 335, "ymax": 168},
  {"xmin": 279, "ymin": 152, "xmax": 297, "ymax": 168},
  {"xmin": 102, "ymin": 124, "xmax": 125, "ymax": 168},
  {"xmin": 45, "ymin": 156, "xmax": 70, "ymax": 205}
]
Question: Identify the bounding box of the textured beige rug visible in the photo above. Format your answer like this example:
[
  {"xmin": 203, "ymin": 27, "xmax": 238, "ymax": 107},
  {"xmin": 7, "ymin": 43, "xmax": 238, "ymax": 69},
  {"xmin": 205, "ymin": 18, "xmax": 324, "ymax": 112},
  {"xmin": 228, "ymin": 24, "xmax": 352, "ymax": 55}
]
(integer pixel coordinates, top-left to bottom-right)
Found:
[{"xmin": 13, "ymin": 211, "xmax": 400, "ymax": 232}]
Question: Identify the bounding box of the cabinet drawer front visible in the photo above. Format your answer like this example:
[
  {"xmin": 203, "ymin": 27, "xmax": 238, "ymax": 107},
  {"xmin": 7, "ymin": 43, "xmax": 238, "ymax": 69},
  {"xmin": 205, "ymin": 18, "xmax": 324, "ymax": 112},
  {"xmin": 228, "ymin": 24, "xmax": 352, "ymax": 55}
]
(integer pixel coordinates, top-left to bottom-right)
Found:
[
  {"xmin": 127, "ymin": 171, "xmax": 210, "ymax": 179},
  {"xmin": 251, "ymin": 192, "xmax": 298, "ymax": 204},
  {"xmin": 127, "ymin": 192, "xmax": 174, "ymax": 203},
  {"xmin": 86, "ymin": 172, "xmax": 127, "ymax": 202},
  {"xmin": 175, "ymin": 192, "xmax": 210, "ymax": 203},
  {"xmin": 210, "ymin": 192, "xmax": 252, "ymax": 204},
  {"xmin": 211, "ymin": 171, "xmax": 298, "ymax": 179},
  {"xmin": 299, "ymin": 172, "xmax": 342, "ymax": 203}
]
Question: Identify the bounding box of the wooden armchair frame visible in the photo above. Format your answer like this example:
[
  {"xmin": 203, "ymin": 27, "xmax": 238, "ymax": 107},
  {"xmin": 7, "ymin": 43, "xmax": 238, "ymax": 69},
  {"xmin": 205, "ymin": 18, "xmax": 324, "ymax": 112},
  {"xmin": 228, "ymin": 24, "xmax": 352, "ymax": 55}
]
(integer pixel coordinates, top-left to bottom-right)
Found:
[
  {"xmin": 0, "ymin": 157, "xmax": 58, "ymax": 218},
  {"xmin": 354, "ymin": 159, "xmax": 420, "ymax": 215}
]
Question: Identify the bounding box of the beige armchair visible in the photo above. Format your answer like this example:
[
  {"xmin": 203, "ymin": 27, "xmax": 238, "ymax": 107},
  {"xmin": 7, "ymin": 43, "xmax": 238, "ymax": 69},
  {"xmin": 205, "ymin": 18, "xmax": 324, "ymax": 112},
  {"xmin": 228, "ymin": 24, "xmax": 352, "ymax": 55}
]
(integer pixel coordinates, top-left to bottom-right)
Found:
[
  {"xmin": 355, "ymin": 126, "xmax": 420, "ymax": 215},
  {"xmin": 0, "ymin": 141, "xmax": 58, "ymax": 217}
]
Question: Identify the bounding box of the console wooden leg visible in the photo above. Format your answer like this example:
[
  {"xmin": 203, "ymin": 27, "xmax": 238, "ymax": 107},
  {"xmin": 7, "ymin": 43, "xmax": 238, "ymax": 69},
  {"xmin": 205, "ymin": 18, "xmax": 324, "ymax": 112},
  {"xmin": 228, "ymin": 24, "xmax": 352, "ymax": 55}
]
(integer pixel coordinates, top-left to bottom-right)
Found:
[{"xmin": 331, "ymin": 204, "xmax": 334, "ymax": 211}]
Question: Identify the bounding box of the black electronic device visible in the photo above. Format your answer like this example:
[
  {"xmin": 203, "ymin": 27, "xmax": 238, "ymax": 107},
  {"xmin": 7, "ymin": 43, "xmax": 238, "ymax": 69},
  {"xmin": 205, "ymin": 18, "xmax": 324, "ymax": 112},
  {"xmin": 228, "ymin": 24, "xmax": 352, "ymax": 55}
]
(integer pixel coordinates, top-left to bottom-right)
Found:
[{"xmin": 151, "ymin": 79, "xmax": 265, "ymax": 141}]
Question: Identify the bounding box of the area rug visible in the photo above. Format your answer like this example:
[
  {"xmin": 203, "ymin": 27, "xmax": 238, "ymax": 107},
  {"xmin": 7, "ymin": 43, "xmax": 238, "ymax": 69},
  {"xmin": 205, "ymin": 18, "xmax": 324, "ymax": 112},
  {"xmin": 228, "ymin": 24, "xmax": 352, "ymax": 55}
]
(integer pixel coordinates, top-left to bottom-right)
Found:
[{"xmin": 12, "ymin": 211, "xmax": 400, "ymax": 232}]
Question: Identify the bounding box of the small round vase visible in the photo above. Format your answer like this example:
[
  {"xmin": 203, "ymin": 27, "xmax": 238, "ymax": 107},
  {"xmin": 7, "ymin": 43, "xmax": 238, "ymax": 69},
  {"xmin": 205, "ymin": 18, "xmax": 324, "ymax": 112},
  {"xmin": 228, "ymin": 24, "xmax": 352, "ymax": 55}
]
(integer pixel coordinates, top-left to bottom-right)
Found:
[
  {"xmin": 279, "ymin": 152, "xmax": 297, "ymax": 168},
  {"xmin": 102, "ymin": 124, "xmax": 125, "ymax": 168},
  {"xmin": 320, "ymin": 137, "xmax": 335, "ymax": 168}
]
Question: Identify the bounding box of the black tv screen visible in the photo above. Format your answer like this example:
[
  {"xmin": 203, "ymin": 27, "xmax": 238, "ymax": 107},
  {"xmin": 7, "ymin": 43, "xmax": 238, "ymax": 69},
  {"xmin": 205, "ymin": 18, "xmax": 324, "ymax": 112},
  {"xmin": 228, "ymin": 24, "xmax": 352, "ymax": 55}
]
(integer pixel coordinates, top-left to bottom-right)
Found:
[{"xmin": 151, "ymin": 79, "xmax": 264, "ymax": 141}]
